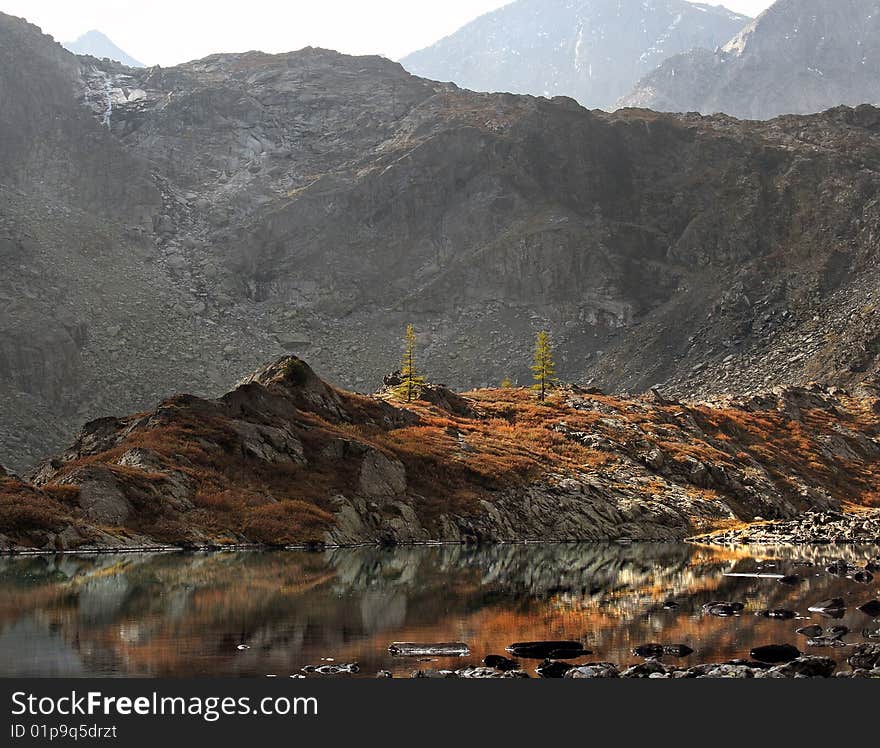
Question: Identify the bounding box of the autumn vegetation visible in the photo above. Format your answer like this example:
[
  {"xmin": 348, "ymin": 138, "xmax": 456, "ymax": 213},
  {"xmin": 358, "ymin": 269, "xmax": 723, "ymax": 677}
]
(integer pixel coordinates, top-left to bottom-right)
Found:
[{"xmin": 1, "ymin": 355, "xmax": 879, "ymax": 551}]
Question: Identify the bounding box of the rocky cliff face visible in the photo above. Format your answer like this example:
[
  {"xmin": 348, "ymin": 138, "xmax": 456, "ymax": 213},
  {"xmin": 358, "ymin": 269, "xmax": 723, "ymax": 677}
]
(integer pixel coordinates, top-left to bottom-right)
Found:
[
  {"xmin": 401, "ymin": 0, "xmax": 749, "ymax": 110},
  {"xmin": 1, "ymin": 356, "xmax": 878, "ymax": 551},
  {"xmin": 619, "ymin": 0, "xmax": 880, "ymax": 118},
  {"xmin": 4, "ymin": 10, "xmax": 880, "ymax": 474}
]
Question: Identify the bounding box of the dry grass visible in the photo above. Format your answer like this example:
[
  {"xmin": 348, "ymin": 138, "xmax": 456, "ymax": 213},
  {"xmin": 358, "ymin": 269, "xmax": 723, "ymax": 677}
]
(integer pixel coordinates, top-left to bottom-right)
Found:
[{"xmin": 3, "ymin": 377, "xmax": 880, "ymax": 547}]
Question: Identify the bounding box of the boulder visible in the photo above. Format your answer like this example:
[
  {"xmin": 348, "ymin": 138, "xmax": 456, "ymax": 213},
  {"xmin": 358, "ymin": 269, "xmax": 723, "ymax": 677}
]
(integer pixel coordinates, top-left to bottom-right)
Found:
[
  {"xmin": 359, "ymin": 451, "xmax": 407, "ymax": 498},
  {"xmin": 848, "ymin": 644, "xmax": 880, "ymax": 671},
  {"xmin": 536, "ymin": 659, "xmax": 574, "ymax": 678},
  {"xmin": 58, "ymin": 467, "xmax": 132, "ymax": 525},
  {"xmin": 620, "ymin": 661, "xmax": 671, "ymax": 678},
  {"xmin": 564, "ymin": 663, "xmax": 620, "ymax": 678},
  {"xmin": 765, "ymin": 657, "xmax": 836, "ymax": 678}
]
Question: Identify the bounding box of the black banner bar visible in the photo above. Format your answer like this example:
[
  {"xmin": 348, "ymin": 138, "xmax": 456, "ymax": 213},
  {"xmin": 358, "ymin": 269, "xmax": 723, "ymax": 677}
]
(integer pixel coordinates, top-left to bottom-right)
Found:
[{"xmin": 0, "ymin": 678, "xmax": 874, "ymax": 745}]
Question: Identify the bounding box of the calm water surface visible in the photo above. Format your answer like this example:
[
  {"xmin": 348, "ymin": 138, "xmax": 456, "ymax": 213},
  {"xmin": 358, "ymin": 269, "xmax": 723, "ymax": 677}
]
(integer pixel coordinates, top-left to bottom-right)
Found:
[{"xmin": 0, "ymin": 543, "xmax": 877, "ymax": 677}]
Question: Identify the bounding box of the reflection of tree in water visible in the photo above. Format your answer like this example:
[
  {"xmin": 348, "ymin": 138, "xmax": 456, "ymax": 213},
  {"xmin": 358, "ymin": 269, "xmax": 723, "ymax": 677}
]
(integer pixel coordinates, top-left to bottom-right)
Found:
[{"xmin": 0, "ymin": 544, "xmax": 875, "ymax": 677}]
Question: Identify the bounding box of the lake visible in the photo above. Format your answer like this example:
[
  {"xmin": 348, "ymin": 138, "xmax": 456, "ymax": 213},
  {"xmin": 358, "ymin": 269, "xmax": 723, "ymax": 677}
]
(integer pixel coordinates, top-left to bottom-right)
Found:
[{"xmin": 0, "ymin": 543, "xmax": 877, "ymax": 677}]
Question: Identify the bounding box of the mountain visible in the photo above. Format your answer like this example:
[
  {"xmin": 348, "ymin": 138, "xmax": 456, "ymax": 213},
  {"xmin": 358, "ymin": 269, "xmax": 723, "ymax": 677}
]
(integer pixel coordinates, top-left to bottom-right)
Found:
[
  {"xmin": 400, "ymin": 0, "xmax": 750, "ymax": 109},
  {"xmin": 3, "ymin": 356, "xmax": 877, "ymax": 551},
  {"xmin": 63, "ymin": 29, "xmax": 144, "ymax": 67},
  {"xmin": 4, "ymin": 10, "xmax": 880, "ymax": 479},
  {"xmin": 619, "ymin": 0, "xmax": 880, "ymax": 118}
]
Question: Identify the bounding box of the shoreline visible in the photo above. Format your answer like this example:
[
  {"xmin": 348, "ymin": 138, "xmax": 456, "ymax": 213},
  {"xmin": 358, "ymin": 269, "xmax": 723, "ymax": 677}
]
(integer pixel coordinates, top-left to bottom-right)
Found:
[{"xmin": 3, "ymin": 518, "xmax": 880, "ymax": 558}]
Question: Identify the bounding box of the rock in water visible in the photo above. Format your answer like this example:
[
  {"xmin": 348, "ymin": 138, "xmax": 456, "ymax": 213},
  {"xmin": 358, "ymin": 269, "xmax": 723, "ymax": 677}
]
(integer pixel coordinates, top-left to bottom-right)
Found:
[
  {"xmin": 808, "ymin": 598, "xmax": 846, "ymax": 617},
  {"xmin": 483, "ymin": 655, "xmax": 520, "ymax": 672},
  {"xmin": 825, "ymin": 560, "xmax": 851, "ymax": 577},
  {"xmin": 796, "ymin": 625, "xmax": 824, "ymax": 638},
  {"xmin": 778, "ymin": 575, "xmax": 805, "ymax": 586},
  {"xmin": 388, "ymin": 642, "xmax": 470, "ymax": 657},
  {"xmin": 632, "ymin": 643, "xmax": 665, "ymax": 659},
  {"xmin": 755, "ymin": 609, "xmax": 797, "ymax": 620},
  {"xmin": 852, "ymin": 571, "xmax": 874, "ymax": 584},
  {"xmin": 301, "ymin": 662, "xmax": 359, "ymax": 675},
  {"xmin": 506, "ymin": 641, "xmax": 589, "ymax": 659},
  {"xmin": 857, "ymin": 600, "xmax": 880, "ymax": 617},
  {"xmin": 664, "ymin": 644, "xmax": 695, "ymax": 658},
  {"xmin": 807, "ymin": 637, "xmax": 846, "ymax": 648},
  {"xmin": 535, "ymin": 659, "xmax": 574, "ymax": 678},
  {"xmin": 702, "ymin": 601, "xmax": 745, "ymax": 617},
  {"xmin": 632, "ymin": 643, "xmax": 693, "ymax": 658},
  {"xmin": 750, "ymin": 644, "xmax": 801, "ymax": 664}
]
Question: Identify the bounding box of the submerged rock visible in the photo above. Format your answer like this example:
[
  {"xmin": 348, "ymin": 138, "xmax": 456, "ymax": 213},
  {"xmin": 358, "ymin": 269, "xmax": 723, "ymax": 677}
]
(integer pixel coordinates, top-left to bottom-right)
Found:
[
  {"xmin": 778, "ymin": 574, "xmax": 805, "ymax": 586},
  {"xmin": 857, "ymin": 600, "xmax": 880, "ymax": 617},
  {"xmin": 796, "ymin": 625, "xmax": 824, "ymax": 638},
  {"xmin": 825, "ymin": 560, "xmax": 852, "ymax": 577},
  {"xmin": 389, "ymin": 642, "xmax": 470, "ymax": 657},
  {"xmin": 301, "ymin": 662, "xmax": 359, "ymax": 675},
  {"xmin": 749, "ymin": 644, "xmax": 801, "ymax": 664},
  {"xmin": 808, "ymin": 598, "xmax": 846, "ymax": 617},
  {"xmin": 807, "ymin": 637, "xmax": 847, "ymax": 648},
  {"xmin": 632, "ymin": 643, "xmax": 694, "ymax": 658},
  {"xmin": 632, "ymin": 643, "xmax": 664, "ymax": 659},
  {"xmin": 506, "ymin": 641, "xmax": 590, "ymax": 659},
  {"xmin": 458, "ymin": 666, "xmax": 530, "ymax": 679},
  {"xmin": 483, "ymin": 654, "xmax": 520, "ymax": 672},
  {"xmin": 755, "ymin": 609, "xmax": 797, "ymax": 620},
  {"xmin": 702, "ymin": 601, "xmax": 744, "ymax": 617},
  {"xmin": 411, "ymin": 669, "xmax": 458, "ymax": 679}
]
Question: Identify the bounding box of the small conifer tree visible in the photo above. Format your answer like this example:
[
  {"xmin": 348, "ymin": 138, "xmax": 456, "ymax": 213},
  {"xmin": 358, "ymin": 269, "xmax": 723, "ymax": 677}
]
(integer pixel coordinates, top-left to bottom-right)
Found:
[
  {"xmin": 531, "ymin": 331, "xmax": 557, "ymax": 401},
  {"xmin": 500, "ymin": 377, "xmax": 514, "ymax": 389},
  {"xmin": 392, "ymin": 324, "xmax": 426, "ymax": 403}
]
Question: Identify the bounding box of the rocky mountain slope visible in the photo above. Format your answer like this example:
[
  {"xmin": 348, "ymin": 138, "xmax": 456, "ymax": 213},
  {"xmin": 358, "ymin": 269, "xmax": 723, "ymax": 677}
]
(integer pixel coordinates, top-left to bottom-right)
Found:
[
  {"xmin": 5, "ymin": 10, "xmax": 880, "ymax": 475},
  {"xmin": 620, "ymin": 0, "xmax": 880, "ymax": 118},
  {"xmin": 2, "ymin": 356, "xmax": 879, "ymax": 551},
  {"xmin": 401, "ymin": 0, "xmax": 749, "ymax": 109},
  {"xmin": 63, "ymin": 30, "xmax": 144, "ymax": 67}
]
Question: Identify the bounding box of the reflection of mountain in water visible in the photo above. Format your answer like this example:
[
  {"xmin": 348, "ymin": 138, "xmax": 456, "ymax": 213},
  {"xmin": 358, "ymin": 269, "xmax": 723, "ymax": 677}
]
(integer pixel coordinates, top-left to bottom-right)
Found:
[
  {"xmin": 327, "ymin": 542, "xmax": 699, "ymax": 598},
  {"xmin": 0, "ymin": 544, "xmax": 876, "ymax": 677}
]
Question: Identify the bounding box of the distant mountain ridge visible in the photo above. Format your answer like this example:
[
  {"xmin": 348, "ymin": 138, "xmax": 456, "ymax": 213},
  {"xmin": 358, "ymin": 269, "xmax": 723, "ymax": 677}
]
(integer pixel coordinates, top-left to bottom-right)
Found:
[
  {"xmin": 619, "ymin": 0, "xmax": 880, "ymax": 118},
  {"xmin": 5, "ymin": 9, "xmax": 880, "ymax": 480},
  {"xmin": 401, "ymin": 0, "xmax": 750, "ymax": 109},
  {"xmin": 64, "ymin": 29, "xmax": 144, "ymax": 67}
]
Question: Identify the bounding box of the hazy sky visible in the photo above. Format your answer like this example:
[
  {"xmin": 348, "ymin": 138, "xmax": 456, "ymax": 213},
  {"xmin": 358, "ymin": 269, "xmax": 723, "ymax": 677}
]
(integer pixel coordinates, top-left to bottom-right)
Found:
[{"xmin": 0, "ymin": 0, "xmax": 775, "ymax": 66}]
